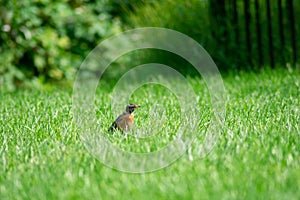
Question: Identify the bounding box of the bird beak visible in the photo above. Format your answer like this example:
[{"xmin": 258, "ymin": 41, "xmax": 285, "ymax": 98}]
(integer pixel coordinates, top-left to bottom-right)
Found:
[{"xmin": 135, "ymin": 105, "xmax": 141, "ymax": 108}]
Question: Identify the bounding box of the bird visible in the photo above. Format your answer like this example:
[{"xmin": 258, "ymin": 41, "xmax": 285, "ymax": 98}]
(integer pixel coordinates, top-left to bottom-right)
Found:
[{"xmin": 108, "ymin": 104, "xmax": 141, "ymax": 132}]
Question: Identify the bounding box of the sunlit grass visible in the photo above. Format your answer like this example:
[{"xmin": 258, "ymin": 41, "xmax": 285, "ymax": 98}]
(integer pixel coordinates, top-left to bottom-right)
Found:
[{"xmin": 0, "ymin": 68, "xmax": 299, "ymax": 199}]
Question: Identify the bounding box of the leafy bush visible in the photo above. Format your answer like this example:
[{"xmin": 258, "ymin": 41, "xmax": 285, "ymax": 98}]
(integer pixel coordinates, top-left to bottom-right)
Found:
[{"xmin": 0, "ymin": 0, "xmax": 121, "ymax": 90}]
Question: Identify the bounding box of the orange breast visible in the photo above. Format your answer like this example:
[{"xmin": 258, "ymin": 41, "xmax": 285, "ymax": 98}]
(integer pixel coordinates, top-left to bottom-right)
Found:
[
  {"xmin": 129, "ymin": 114, "xmax": 134, "ymax": 121},
  {"xmin": 117, "ymin": 114, "xmax": 134, "ymax": 131}
]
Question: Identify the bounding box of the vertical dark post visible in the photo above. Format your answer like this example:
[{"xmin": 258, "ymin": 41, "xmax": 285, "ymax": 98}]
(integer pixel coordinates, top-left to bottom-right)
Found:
[
  {"xmin": 287, "ymin": 0, "xmax": 297, "ymax": 66},
  {"xmin": 210, "ymin": 0, "xmax": 227, "ymax": 43},
  {"xmin": 278, "ymin": 0, "xmax": 285, "ymax": 64},
  {"xmin": 255, "ymin": 0, "xmax": 263, "ymax": 67},
  {"xmin": 244, "ymin": 0, "xmax": 252, "ymax": 67},
  {"xmin": 231, "ymin": 0, "xmax": 240, "ymax": 69},
  {"xmin": 209, "ymin": 0, "xmax": 228, "ymax": 66},
  {"xmin": 232, "ymin": 0, "xmax": 239, "ymax": 45},
  {"xmin": 266, "ymin": 0, "xmax": 275, "ymax": 68}
]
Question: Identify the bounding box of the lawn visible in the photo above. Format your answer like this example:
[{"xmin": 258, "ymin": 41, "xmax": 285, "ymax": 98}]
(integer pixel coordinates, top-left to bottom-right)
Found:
[{"xmin": 0, "ymin": 68, "xmax": 299, "ymax": 199}]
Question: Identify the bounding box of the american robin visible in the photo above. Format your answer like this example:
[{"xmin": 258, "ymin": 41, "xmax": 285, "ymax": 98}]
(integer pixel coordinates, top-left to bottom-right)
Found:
[{"xmin": 108, "ymin": 104, "xmax": 141, "ymax": 132}]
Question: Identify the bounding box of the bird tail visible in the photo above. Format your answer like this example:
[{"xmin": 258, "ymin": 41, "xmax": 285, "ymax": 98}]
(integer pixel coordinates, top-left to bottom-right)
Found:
[{"xmin": 108, "ymin": 122, "xmax": 117, "ymax": 133}]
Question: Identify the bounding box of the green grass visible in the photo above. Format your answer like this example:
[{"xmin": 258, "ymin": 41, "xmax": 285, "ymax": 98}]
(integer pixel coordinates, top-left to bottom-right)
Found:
[{"xmin": 0, "ymin": 68, "xmax": 299, "ymax": 199}]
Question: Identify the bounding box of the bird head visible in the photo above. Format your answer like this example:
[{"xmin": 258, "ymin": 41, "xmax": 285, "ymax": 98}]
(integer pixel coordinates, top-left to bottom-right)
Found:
[{"xmin": 126, "ymin": 104, "xmax": 141, "ymax": 113}]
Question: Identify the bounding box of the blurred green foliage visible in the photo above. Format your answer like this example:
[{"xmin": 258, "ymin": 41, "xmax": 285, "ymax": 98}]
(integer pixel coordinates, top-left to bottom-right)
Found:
[
  {"xmin": 1, "ymin": 0, "xmax": 299, "ymax": 90},
  {"xmin": 0, "ymin": 0, "xmax": 121, "ymax": 90},
  {"xmin": 124, "ymin": 0, "xmax": 300, "ymax": 72},
  {"xmin": 121, "ymin": 0, "xmax": 211, "ymax": 76}
]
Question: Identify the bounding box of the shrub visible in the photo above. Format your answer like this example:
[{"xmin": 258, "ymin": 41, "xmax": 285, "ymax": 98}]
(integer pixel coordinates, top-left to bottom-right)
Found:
[{"xmin": 0, "ymin": 0, "xmax": 121, "ymax": 90}]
